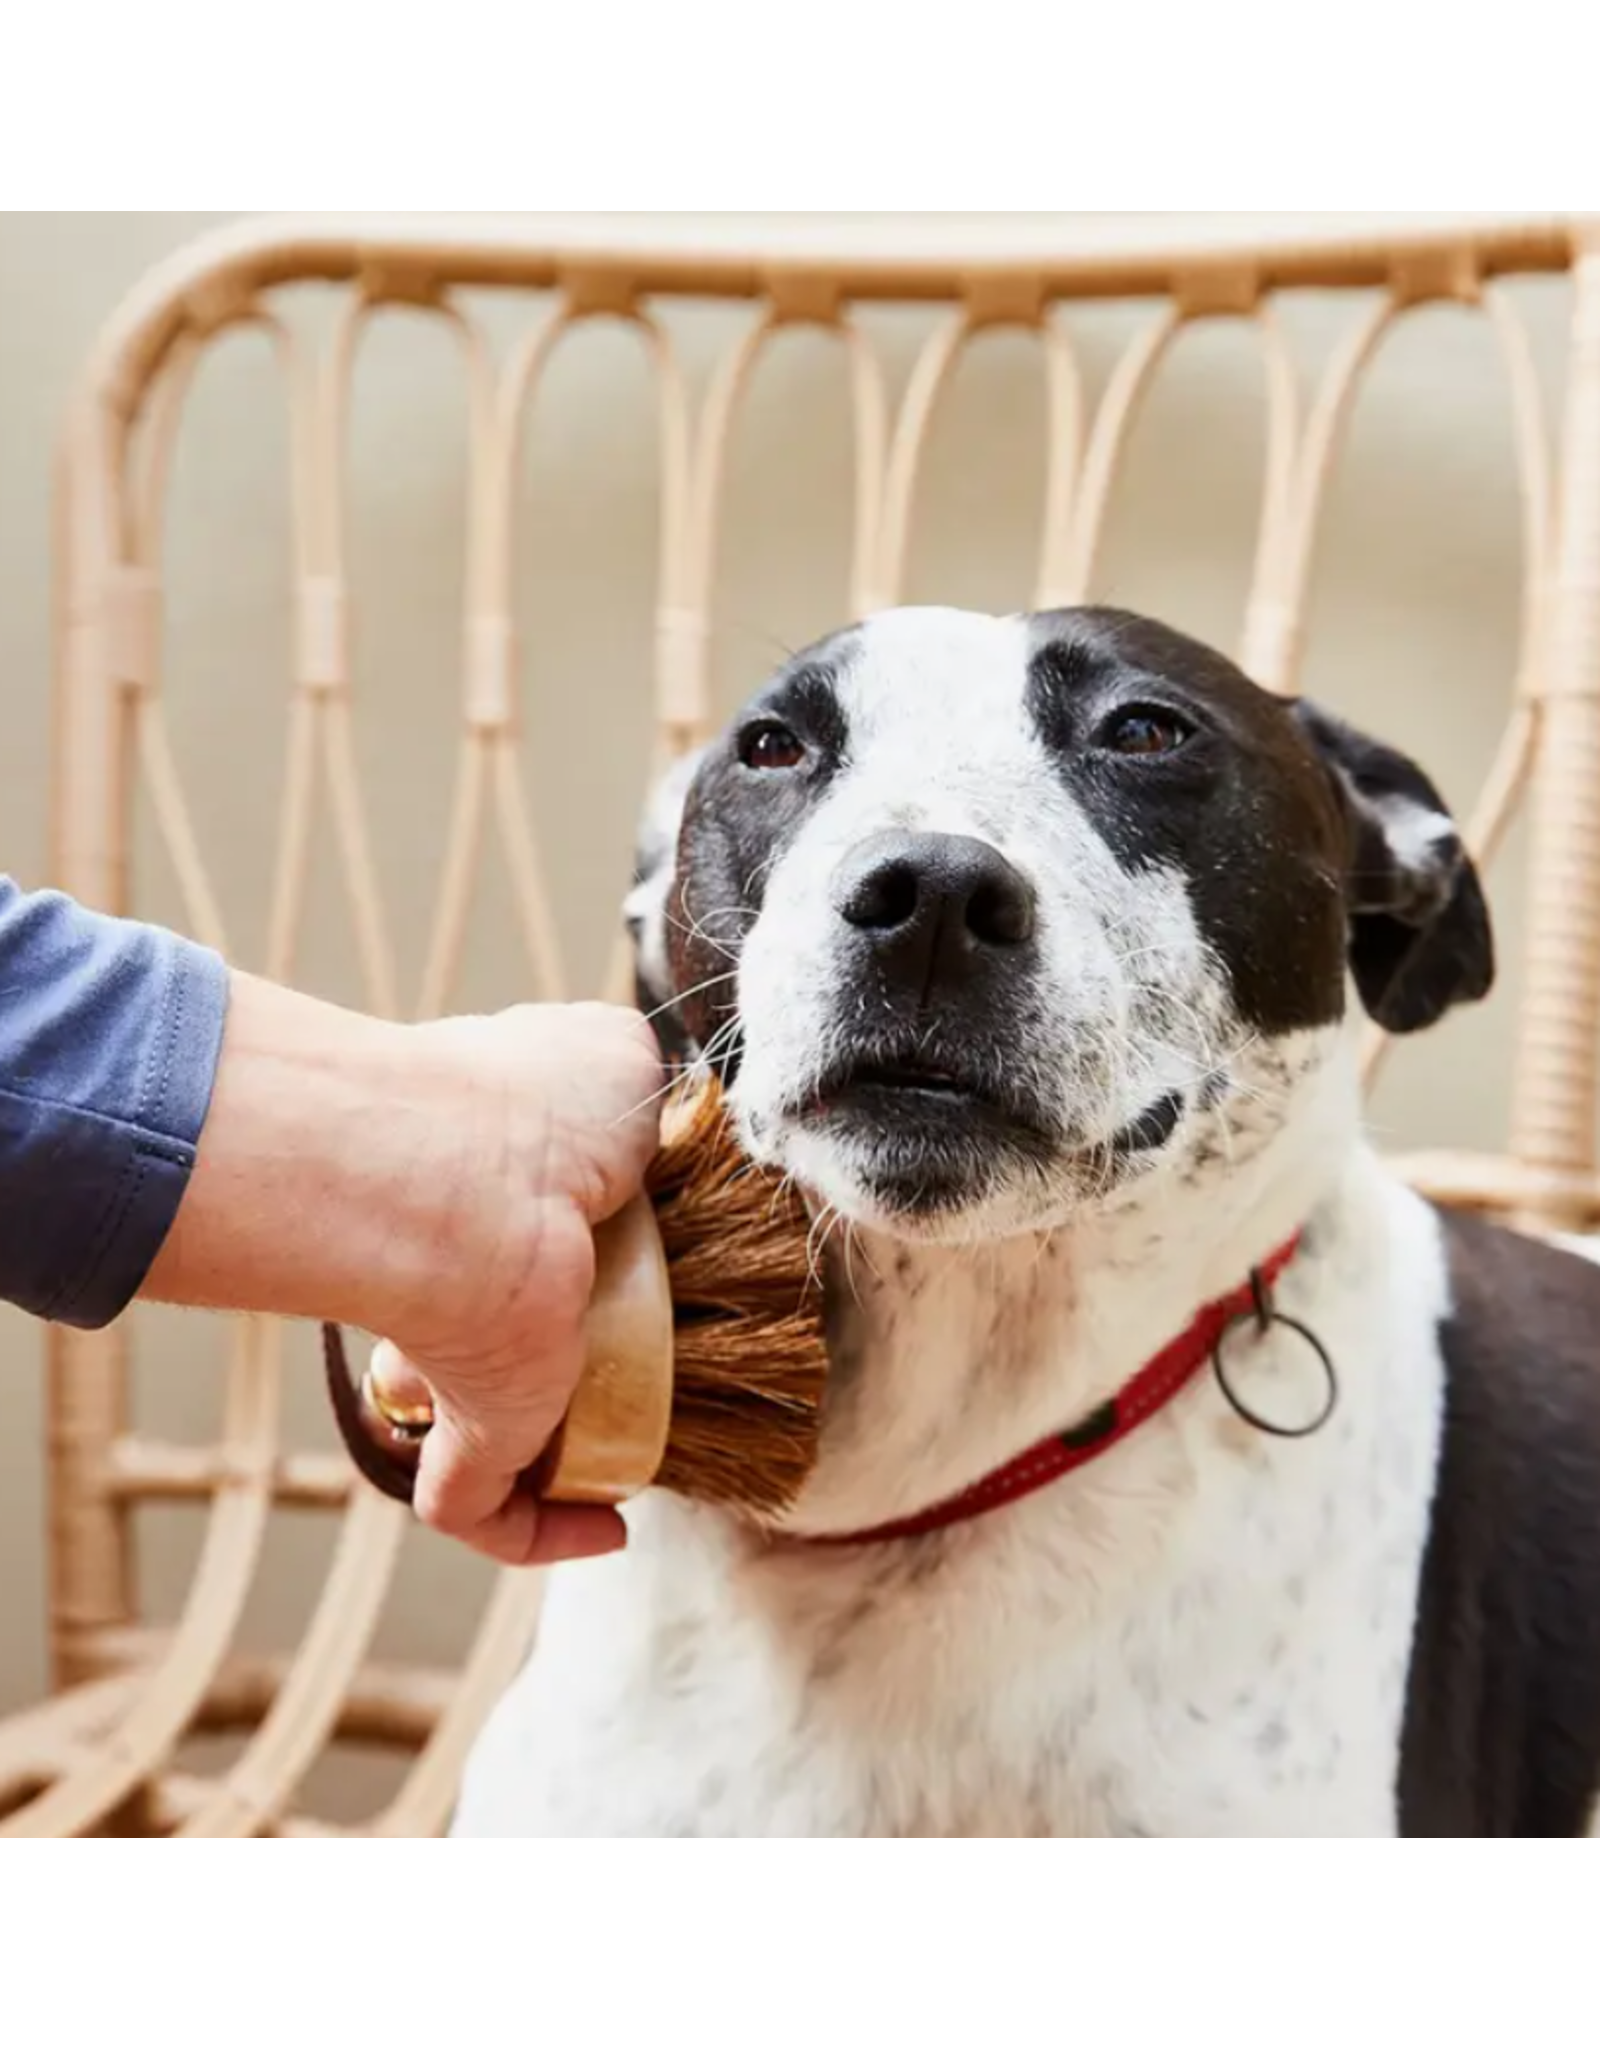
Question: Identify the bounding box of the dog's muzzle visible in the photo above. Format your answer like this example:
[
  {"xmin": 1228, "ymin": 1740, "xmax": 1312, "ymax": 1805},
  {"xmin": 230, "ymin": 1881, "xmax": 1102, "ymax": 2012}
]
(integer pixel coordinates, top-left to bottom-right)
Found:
[
  {"xmin": 760, "ymin": 831, "xmax": 1059, "ymax": 1216},
  {"xmin": 831, "ymin": 828, "xmax": 1037, "ymax": 1000}
]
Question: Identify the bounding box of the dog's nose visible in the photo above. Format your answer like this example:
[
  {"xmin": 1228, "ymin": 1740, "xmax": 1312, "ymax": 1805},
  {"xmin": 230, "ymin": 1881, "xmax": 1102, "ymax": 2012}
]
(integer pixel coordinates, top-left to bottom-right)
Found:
[{"xmin": 833, "ymin": 830, "xmax": 1036, "ymax": 990}]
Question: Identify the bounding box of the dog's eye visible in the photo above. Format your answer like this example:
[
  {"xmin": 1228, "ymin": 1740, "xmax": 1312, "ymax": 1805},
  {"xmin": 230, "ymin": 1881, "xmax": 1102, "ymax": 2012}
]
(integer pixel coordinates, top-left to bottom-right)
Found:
[
  {"xmin": 738, "ymin": 721, "xmax": 806, "ymax": 772},
  {"xmin": 1100, "ymin": 708, "xmax": 1192, "ymax": 757}
]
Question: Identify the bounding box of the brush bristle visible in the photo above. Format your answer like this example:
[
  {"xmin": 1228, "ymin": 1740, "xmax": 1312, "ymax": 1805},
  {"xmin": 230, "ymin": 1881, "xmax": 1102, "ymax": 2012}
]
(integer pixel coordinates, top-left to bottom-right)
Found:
[{"xmin": 645, "ymin": 1075, "xmax": 829, "ymax": 1516}]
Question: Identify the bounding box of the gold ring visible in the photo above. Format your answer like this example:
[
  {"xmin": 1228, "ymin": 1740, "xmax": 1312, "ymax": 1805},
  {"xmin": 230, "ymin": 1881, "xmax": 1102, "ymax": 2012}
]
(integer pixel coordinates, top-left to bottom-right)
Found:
[{"xmin": 360, "ymin": 1364, "xmax": 436, "ymax": 1440}]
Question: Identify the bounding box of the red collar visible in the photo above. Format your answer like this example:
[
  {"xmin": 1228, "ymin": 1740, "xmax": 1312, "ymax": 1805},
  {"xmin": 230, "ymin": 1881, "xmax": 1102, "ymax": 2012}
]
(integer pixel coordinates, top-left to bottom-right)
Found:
[{"xmin": 805, "ymin": 1234, "xmax": 1302, "ymax": 1546}]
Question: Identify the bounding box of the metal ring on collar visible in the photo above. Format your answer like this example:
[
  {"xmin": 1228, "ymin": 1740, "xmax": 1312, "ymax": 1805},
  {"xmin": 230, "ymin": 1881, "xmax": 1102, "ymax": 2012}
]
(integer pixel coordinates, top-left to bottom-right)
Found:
[{"xmin": 1210, "ymin": 1279, "xmax": 1338, "ymax": 1441}]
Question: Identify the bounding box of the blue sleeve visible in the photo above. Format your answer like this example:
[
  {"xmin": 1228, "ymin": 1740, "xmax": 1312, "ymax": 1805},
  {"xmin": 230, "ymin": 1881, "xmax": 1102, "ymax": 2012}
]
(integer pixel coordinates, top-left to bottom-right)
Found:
[{"xmin": 0, "ymin": 875, "xmax": 230, "ymax": 1329}]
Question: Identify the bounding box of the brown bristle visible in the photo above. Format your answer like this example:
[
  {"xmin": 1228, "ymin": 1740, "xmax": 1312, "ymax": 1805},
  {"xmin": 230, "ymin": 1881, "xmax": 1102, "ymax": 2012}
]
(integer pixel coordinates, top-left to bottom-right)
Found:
[{"xmin": 645, "ymin": 1076, "xmax": 830, "ymax": 1516}]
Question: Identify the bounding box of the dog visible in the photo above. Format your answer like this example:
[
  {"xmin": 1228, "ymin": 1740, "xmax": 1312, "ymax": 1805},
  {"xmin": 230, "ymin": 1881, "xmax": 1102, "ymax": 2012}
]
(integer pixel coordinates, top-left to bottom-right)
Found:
[{"xmin": 450, "ymin": 603, "xmax": 1600, "ymax": 1837}]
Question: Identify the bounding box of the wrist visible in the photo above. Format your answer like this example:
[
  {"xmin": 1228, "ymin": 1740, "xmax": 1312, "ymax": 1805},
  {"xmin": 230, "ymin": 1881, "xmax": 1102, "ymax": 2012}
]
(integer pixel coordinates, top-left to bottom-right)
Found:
[{"xmin": 143, "ymin": 970, "xmax": 483, "ymax": 1335}]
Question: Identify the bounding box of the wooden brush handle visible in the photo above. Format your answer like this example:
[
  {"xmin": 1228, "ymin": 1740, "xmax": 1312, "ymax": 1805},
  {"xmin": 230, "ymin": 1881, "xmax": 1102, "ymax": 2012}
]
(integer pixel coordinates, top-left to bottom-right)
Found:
[
  {"xmin": 329, "ymin": 1189, "xmax": 675, "ymax": 1510},
  {"xmin": 536, "ymin": 1189, "xmax": 675, "ymax": 1503}
]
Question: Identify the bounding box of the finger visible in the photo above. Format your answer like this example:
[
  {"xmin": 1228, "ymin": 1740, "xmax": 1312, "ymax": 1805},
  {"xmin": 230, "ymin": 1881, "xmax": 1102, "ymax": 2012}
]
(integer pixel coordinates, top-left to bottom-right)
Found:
[
  {"xmin": 412, "ymin": 1431, "xmax": 626, "ymax": 1568},
  {"xmin": 366, "ymin": 1343, "xmax": 544, "ymax": 1534},
  {"xmin": 411, "ymin": 1410, "xmax": 531, "ymax": 1545},
  {"xmin": 519, "ymin": 1501, "xmax": 628, "ymax": 1567}
]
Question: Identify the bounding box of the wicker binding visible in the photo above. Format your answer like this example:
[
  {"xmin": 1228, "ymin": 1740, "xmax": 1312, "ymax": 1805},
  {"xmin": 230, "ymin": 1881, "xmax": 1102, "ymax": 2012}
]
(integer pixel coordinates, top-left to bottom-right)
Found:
[{"xmin": 3, "ymin": 213, "xmax": 1598, "ymax": 1837}]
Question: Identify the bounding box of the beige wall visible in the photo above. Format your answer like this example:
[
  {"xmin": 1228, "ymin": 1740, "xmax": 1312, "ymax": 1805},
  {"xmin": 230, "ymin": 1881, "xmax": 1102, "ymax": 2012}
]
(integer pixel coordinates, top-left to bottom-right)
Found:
[{"xmin": 0, "ymin": 211, "xmax": 1572, "ymax": 1725}]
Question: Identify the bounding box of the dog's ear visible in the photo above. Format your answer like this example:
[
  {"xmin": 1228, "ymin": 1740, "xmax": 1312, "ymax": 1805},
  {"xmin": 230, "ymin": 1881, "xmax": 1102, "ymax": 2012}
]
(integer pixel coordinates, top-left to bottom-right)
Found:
[
  {"xmin": 621, "ymin": 746, "xmax": 706, "ymax": 1060},
  {"xmin": 1290, "ymin": 699, "xmax": 1494, "ymax": 1034}
]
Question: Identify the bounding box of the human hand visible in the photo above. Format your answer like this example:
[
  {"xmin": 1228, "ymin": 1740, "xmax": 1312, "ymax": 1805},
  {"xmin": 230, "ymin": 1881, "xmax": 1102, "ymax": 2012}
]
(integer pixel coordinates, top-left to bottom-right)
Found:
[
  {"xmin": 366, "ymin": 1001, "xmax": 665, "ymax": 1566},
  {"xmin": 142, "ymin": 977, "xmax": 665, "ymax": 1570}
]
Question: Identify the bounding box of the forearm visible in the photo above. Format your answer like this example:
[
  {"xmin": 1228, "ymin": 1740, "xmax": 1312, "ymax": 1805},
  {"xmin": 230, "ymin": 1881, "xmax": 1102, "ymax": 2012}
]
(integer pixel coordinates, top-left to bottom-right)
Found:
[
  {"xmin": 142, "ymin": 971, "xmax": 474, "ymax": 1336},
  {"xmin": 0, "ymin": 873, "xmax": 477, "ymax": 1336}
]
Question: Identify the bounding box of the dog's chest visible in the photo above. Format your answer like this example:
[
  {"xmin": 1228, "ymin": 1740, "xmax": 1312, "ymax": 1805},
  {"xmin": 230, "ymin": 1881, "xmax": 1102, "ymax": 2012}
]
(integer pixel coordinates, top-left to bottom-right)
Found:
[
  {"xmin": 454, "ymin": 1509, "xmax": 1419, "ymax": 1838},
  {"xmin": 451, "ymin": 1175, "xmax": 1450, "ymax": 1838},
  {"xmin": 455, "ymin": 1378, "xmax": 1437, "ymax": 1837}
]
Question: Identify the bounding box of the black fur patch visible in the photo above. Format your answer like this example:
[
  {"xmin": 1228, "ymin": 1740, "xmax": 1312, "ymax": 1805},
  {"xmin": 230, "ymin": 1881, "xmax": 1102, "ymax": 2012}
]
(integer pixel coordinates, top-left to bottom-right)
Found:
[
  {"xmin": 1289, "ymin": 701, "xmax": 1494, "ymax": 1034},
  {"xmin": 1398, "ymin": 1210, "xmax": 1600, "ymax": 1836},
  {"xmin": 1022, "ymin": 608, "xmax": 1492, "ymax": 1038},
  {"xmin": 1024, "ymin": 608, "xmax": 1352, "ymax": 1036},
  {"xmin": 635, "ymin": 969, "xmax": 695, "ymax": 1068},
  {"xmin": 667, "ymin": 631, "xmax": 860, "ymax": 1068},
  {"xmin": 1113, "ymin": 1089, "xmax": 1185, "ymax": 1155}
]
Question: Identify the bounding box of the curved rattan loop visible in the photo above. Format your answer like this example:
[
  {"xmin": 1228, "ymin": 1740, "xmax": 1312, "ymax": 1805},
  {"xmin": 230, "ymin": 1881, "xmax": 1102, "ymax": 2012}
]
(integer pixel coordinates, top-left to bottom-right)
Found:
[
  {"xmin": 3, "ymin": 1316, "xmax": 282, "ymax": 1836},
  {"xmin": 1055, "ymin": 304, "xmax": 1184, "ymax": 605},
  {"xmin": 1031, "ymin": 319, "xmax": 1089, "ymax": 610},
  {"xmin": 871, "ymin": 309, "xmax": 971, "ymax": 606},
  {"xmin": 1238, "ymin": 302, "xmax": 1304, "ymax": 689}
]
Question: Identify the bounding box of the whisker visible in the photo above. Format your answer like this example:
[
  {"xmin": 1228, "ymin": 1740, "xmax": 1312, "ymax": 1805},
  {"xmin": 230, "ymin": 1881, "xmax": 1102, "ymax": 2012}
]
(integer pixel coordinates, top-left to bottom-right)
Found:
[
  {"xmin": 804, "ymin": 1201, "xmax": 842, "ymax": 1289},
  {"xmin": 656, "ymin": 968, "xmax": 737, "ymax": 1011},
  {"xmin": 837, "ymin": 1221, "xmax": 864, "ymax": 1307},
  {"xmin": 637, "ymin": 969, "xmax": 736, "ymax": 1026},
  {"xmin": 695, "ymin": 1015, "xmax": 746, "ymax": 1073},
  {"xmin": 660, "ymin": 911, "xmax": 739, "ymax": 965},
  {"xmin": 839, "ymin": 1218, "xmax": 883, "ymax": 1297},
  {"xmin": 669, "ymin": 889, "xmax": 748, "ymax": 965},
  {"xmin": 610, "ymin": 1067, "xmax": 697, "ymax": 1125}
]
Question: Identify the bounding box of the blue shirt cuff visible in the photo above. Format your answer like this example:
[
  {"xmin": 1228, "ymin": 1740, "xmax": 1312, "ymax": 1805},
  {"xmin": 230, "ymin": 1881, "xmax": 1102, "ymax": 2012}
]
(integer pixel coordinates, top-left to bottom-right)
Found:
[{"xmin": 0, "ymin": 880, "xmax": 231, "ymax": 1329}]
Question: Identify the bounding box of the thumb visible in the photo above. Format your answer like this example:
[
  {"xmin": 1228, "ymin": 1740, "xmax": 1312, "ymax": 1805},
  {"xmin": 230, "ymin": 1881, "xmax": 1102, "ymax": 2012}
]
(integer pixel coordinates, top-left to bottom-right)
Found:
[{"xmin": 368, "ymin": 1340, "xmax": 625, "ymax": 1568}]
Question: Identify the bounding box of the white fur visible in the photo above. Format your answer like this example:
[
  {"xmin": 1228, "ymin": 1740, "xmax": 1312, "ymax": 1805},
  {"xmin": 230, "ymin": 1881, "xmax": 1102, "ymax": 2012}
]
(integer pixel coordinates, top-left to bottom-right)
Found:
[
  {"xmin": 453, "ymin": 1107, "xmax": 1451, "ymax": 1836},
  {"xmin": 450, "ymin": 606, "xmax": 1476, "ymax": 1838},
  {"xmin": 1371, "ymin": 793, "xmax": 1457, "ymax": 878}
]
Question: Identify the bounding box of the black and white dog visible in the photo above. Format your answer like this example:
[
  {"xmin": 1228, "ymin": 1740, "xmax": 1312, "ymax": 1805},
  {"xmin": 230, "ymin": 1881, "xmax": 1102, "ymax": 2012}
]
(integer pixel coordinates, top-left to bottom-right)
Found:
[{"xmin": 452, "ymin": 604, "xmax": 1600, "ymax": 1837}]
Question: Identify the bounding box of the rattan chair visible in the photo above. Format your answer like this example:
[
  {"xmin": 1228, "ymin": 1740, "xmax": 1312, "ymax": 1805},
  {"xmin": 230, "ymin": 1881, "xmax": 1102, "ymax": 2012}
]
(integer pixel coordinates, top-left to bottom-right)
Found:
[{"xmin": 3, "ymin": 214, "xmax": 1598, "ymax": 1837}]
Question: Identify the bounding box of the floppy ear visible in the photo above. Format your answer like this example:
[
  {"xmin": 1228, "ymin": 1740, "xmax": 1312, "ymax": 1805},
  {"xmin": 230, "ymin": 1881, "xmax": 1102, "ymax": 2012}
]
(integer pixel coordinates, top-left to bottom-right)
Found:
[
  {"xmin": 1290, "ymin": 700, "xmax": 1494, "ymax": 1034},
  {"xmin": 621, "ymin": 745, "xmax": 706, "ymax": 1061}
]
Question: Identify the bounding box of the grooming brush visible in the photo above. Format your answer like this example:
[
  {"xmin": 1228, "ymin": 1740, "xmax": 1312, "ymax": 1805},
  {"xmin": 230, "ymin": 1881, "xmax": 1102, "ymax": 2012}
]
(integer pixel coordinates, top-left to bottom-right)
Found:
[{"xmin": 322, "ymin": 1074, "xmax": 830, "ymax": 1518}]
